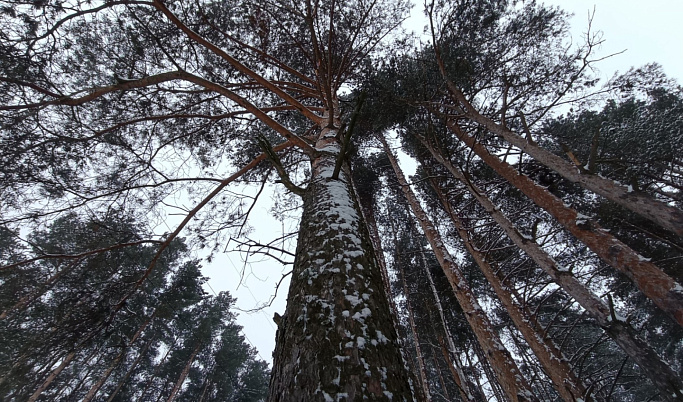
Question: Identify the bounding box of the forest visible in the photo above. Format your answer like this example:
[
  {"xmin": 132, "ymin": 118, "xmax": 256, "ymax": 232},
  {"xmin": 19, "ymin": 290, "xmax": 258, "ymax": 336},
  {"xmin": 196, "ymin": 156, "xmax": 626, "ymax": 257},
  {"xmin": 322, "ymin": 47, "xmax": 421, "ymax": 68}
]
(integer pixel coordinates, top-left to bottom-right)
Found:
[{"xmin": 1, "ymin": 0, "xmax": 682, "ymax": 401}]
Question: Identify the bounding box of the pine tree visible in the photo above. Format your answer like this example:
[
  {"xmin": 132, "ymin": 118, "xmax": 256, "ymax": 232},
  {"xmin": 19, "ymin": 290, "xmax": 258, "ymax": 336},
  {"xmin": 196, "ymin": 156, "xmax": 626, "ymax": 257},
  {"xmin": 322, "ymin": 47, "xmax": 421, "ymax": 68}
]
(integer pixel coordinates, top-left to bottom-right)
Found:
[{"xmin": 2, "ymin": 0, "xmax": 682, "ymax": 400}]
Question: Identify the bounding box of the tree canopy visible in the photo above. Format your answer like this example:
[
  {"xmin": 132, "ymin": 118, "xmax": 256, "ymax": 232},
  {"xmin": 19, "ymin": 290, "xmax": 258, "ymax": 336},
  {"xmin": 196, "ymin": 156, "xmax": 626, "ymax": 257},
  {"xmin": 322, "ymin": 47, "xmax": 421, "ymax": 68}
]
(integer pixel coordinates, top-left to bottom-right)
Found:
[{"xmin": 1, "ymin": 0, "xmax": 682, "ymax": 400}]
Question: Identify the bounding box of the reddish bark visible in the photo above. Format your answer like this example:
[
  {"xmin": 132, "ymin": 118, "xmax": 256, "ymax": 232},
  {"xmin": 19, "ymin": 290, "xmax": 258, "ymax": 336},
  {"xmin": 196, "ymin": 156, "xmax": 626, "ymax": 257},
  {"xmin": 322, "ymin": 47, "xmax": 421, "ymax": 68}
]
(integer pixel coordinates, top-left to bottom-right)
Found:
[
  {"xmin": 382, "ymin": 135, "xmax": 537, "ymax": 402},
  {"xmin": 431, "ymin": 179, "xmax": 590, "ymax": 401},
  {"xmin": 419, "ymin": 137, "xmax": 683, "ymax": 401},
  {"xmin": 444, "ymin": 119, "xmax": 683, "ymax": 327}
]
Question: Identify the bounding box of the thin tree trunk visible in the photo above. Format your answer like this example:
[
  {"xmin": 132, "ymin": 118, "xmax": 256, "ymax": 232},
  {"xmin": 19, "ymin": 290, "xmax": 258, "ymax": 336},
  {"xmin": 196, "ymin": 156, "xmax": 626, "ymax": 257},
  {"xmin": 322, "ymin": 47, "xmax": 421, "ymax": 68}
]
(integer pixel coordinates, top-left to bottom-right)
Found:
[
  {"xmin": 432, "ymin": 350, "xmax": 451, "ymax": 401},
  {"xmin": 429, "ymin": 176, "xmax": 590, "ymax": 401},
  {"xmin": 268, "ymin": 115, "xmax": 414, "ymax": 400},
  {"xmin": 415, "ymin": 243, "xmax": 474, "ymax": 401},
  {"xmin": 471, "ymin": 340, "xmax": 505, "ymax": 402},
  {"xmin": 166, "ymin": 343, "xmax": 201, "ymax": 402},
  {"xmin": 140, "ymin": 337, "xmax": 176, "ymax": 401},
  {"xmin": 81, "ymin": 352, "xmax": 124, "ymax": 402},
  {"xmin": 436, "ymin": 335, "xmax": 472, "ymax": 402},
  {"xmin": 106, "ymin": 336, "xmax": 156, "ymax": 402},
  {"xmin": 439, "ymin": 76, "xmax": 683, "ymax": 237},
  {"xmin": 83, "ymin": 310, "xmax": 156, "ymax": 402},
  {"xmin": 0, "ymin": 259, "xmax": 81, "ymax": 320},
  {"xmin": 381, "ymin": 135, "xmax": 537, "ymax": 402},
  {"xmin": 418, "ymin": 137, "xmax": 683, "ymax": 400},
  {"xmin": 27, "ymin": 350, "xmax": 77, "ymax": 402},
  {"xmin": 442, "ymin": 119, "xmax": 683, "ymax": 327},
  {"xmin": 396, "ymin": 247, "xmax": 432, "ymax": 401}
]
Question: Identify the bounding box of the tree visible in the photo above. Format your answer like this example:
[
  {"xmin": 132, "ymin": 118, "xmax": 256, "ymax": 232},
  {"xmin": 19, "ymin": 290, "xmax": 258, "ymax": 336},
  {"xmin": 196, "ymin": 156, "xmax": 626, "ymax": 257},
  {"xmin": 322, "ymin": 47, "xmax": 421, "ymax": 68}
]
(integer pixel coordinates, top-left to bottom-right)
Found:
[
  {"xmin": 2, "ymin": 0, "xmax": 682, "ymax": 400},
  {"xmin": 2, "ymin": 0, "xmax": 415, "ymax": 399},
  {"xmin": 0, "ymin": 214, "xmax": 269, "ymax": 401}
]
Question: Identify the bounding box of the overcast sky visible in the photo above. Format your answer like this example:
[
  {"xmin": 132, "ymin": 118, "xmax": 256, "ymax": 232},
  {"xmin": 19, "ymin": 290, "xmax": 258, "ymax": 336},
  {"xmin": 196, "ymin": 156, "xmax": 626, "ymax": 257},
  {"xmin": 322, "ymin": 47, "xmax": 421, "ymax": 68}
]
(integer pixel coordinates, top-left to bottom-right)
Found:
[
  {"xmin": 204, "ymin": 0, "xmax": 683, "ymax": 366},
  {"xmin": 542, "ymin": 0, "xmax": 683, "ymax": 82}
]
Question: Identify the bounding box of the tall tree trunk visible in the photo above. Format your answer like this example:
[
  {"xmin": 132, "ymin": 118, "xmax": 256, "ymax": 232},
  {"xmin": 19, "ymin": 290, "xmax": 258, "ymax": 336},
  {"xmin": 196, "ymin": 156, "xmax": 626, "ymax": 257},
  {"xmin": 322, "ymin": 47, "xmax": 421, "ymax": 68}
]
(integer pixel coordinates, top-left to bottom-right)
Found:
[
  {"xmin": 470, "ymin": 340, "xmax": 505, "ymax": 402},
  {"xmin": 81, "ymin": 352, "xmax": 124, "ymax": 402},
  {"xmin": 106, "ymin": 336, "xmax": 156, "ymax": 402},
  {"xmin": 436, "ymin": 335, "xmax": 473, "ymax": 402},
  {"xmin": 166, "ymin": 343, "xmax": 201, "ymax": 402},
  {"xmin": 381, "ymin": 135, "xmax": 536, "ymax": 402},
  {"xmin": 438, "ymin": 75, "xmax": 683, "ymax": 237},
  {"xmin": 441, "ymin": 119, "xmax": 683, "ymax": 327},
  {"xmin": 431, "ymin": 350, "xmax": 451, "ymax": 401},
  {"xmin": 429, "ymin": 176, "xmax": 590, "ymax": 401},
  {"xmin": 140, "ymin": 336, "xmax": 177, "ymax": 401},
  {"xmin": 396, "ymin": 248, "xmax": 432, "ymax": 401},
  {"xmin": 268, "ymin": 120, "xmax": 413, "ymax": 400},
  {"xmin": 83, "ymin": 310, "xmax": 156, "ymax": 402},
  {"xmin": 0, "ymin": 259, "xmax": 81, "ymax": 320},
  {"xmin": 416, "ymin": 243, "xmax": 474, "ymax": 401},
  {"xmin": 418, "ymin": 137, "xmax": 683, "ymax": 400},
  {"xmin": 27, "ymin": 350, "xmax": 77, "ymax": 402}
]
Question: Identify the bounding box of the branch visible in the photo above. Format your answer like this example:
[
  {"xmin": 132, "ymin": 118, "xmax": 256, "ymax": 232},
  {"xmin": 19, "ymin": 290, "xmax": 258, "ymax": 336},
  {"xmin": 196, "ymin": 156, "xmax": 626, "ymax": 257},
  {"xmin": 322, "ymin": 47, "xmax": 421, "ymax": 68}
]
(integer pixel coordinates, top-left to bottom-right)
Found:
[
  {"xmin": 109, "ymin": 140, "xmax": 295, "ymax": 316},
  {"xmin": 1, "ymin": 71, "xmax": 185, "ymax": 111},
  {"xmin": 28, "ymin": 1, "xmax": 154, "ymax": 43},
  {"xmin": 256, "ymin": 135, "xmax": 306, "ymax": 196},
  {"xmin": 152, "ymin": 0, "xmax": 323, "ymax": 125},
  {"xmin": 178, "ymin": 71, "xmax": 318, "ymax": 155},
  {"xmin": 0, "ymin": 240, "xmax": 162, "ymax": 271},
  {"xmin": 332, "ymin": 91, "xmax": 366, "ymax": 180}
]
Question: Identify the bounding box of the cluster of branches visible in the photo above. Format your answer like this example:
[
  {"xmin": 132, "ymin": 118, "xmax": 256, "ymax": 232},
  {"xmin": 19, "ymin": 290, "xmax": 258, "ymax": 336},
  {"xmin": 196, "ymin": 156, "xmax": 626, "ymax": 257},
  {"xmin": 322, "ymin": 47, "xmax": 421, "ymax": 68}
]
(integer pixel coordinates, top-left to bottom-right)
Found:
[
  {"xmin": 0, "ymin": 214, "xmax": 269, "ymax": 401},
  {"xmin": 345, "ymin": 1, "xmax": 683, "ymax": 400},
  {"xmin": 1, "ymin": 0, "xmax": 682, "ymax": 400}
]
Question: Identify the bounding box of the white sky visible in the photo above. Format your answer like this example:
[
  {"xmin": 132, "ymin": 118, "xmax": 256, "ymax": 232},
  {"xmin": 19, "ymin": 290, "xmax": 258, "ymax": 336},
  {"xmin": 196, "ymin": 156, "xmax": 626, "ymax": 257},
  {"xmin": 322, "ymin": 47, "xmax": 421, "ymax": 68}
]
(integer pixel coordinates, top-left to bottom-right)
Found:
[
  {"xmin": 203, "ymin": 0, "xmax": 683, "ymax": 366},
  {"xmin": 543, "ymin": 0, "xmax": 683, "ymax": 82}
]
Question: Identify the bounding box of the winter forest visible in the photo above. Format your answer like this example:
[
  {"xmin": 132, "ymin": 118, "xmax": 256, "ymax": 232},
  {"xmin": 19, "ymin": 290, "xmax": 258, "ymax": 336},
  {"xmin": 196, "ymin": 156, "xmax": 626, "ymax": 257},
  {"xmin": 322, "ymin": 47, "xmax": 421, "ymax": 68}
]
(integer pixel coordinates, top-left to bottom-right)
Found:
[{"xmin": 1, "ymin": 0, "xmax": 682, "ymax": 400}]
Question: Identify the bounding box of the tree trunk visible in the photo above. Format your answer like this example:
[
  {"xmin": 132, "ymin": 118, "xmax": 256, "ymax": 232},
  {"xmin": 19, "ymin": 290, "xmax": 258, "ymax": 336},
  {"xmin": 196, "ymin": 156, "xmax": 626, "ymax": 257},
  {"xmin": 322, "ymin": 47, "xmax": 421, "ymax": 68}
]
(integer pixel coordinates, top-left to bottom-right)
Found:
[
  {"xmin": 268, "ymin": 122, "xmax": 413, "ymax": 400},
  {"xmin": 106, "ymin": 336, "xmax": 156, "ymax": 402},
  {"xmin": 429, "ymin": 177, "xmax": 590, "ymax": 401},
  {"xmin": 436, "ymin": 335, "xmax": 473, "ymax": 402},
  {"xmin": 381, "ymin": 135, "xmax": 536, "ymax": 402},
  {"xmin": 83, "ymin": 310, "xmax": 156, "ymax": 402},
  {"xmin": 140, "ymin": 336, "xmax": 176, "ymax": 401},
  {"xmin": 432, "ymin": 350, "xmax": 451, "ymax": 401},
  {"xmin": 443, "ymin": 118, "xmax": 683, "ymax": 327},
  {"xmin": 440, "ymin": 78, "xmax": 683, "ymax": 237},
  {"xmin": 419, "ymin": 137, "xmax": 683, "ymax": 400},
  {"xmin": 396, "ymin": 249, "xmax": 432, "ymax": 401},
  {"xmin": 416, "ymin": 243, "xmax": 474, "ymax": 401},
  {"xmin": 27, "ymin": 350, "xmax": 77, "ymax": 402},
  {"xmin": 166, "ymin": 343, "xmax": 201, "ymax": 402}
]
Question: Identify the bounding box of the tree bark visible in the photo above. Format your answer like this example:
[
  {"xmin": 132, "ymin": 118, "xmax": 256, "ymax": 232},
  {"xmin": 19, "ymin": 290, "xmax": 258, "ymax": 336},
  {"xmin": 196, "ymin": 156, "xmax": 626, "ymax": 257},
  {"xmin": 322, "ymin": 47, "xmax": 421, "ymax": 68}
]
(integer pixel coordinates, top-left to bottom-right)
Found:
[
  {"xmin": 27, "ymin": 350, "xmax": 77, "ymax": 402},
  {"xmin": 166, "ymin": 343, "xmax": 201, "ymax": 402},
  {"xmin": 397, "ymin": 255, "xmax": 432, "ymax": 401},
  {"xmin": 436, "ymin": 335, "xmax": 474, "ymax": 402},
  {"xmin": 381, "ymin": 135, "xmax": 537, "ymax": 402},
  {"xmin": 268, "ymin": 123, "xmax": 414, "ymax": 400},
  {"xmin": 432, "ymin": 350, "xmax": 451, "ymax": 401},
  {"xmin": 419, "ymin": 138, "xmax": 683, "ymax": 400},
  {"xmin": 430, "ymin": 177, "xmax": 589, "ymax": 401},
  {"xmin": 82, "ymin": 309, "xmax": 157, "ymax": 402},
  {"xmin": 442, "ymin": 118, "xmax": 683, "ymax": 327},
  {"xmin": 440, "ymin": 79, "xmax": 683, "ymax": 237},
  {"xmin": 106, "ymin": 336, "xmax": 156, "ymax": 402},
  {"xmin": 416, "ymin": 243, "xmax": 474, "ymax": 401}
]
